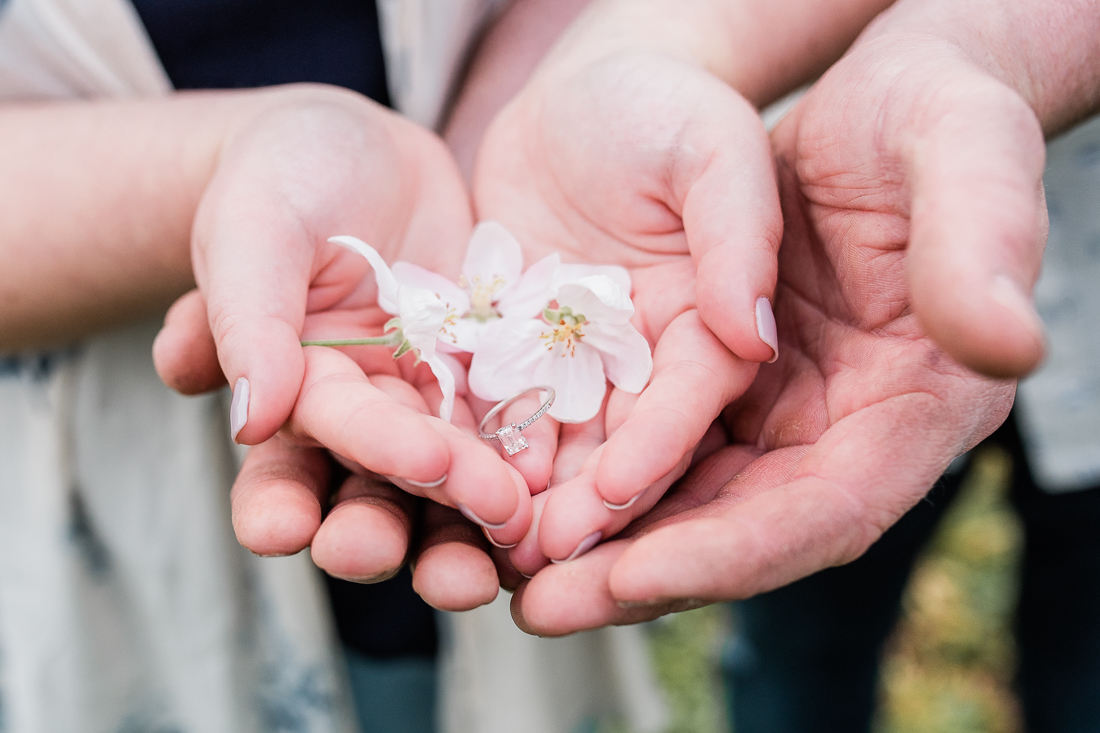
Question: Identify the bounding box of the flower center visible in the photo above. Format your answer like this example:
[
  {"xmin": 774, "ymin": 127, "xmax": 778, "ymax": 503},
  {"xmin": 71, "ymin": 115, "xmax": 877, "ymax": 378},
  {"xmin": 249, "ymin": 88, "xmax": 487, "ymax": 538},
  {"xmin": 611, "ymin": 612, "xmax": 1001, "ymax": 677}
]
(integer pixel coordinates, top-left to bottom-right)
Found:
[
  {"xmin": 540, "ymin": 305, "xmax": 587, "ymax": 357},
  {"xmin": 460, "ymin": 274, "xmax": 506, "ymax": 321}
]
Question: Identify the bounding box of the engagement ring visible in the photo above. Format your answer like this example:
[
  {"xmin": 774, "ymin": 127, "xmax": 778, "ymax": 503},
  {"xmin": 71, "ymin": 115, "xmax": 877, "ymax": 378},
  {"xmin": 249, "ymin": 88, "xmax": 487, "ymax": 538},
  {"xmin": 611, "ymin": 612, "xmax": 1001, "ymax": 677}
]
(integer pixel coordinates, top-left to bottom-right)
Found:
[{"xmin": 478, "ymin": 386, "xmax": 555, "ymax": 456}]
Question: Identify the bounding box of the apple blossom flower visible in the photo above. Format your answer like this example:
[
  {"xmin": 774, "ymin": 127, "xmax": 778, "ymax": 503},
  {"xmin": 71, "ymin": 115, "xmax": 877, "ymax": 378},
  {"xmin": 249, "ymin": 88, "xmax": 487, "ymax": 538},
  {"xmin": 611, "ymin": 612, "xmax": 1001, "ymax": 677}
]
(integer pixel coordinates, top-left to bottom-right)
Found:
[
  {"xmin": 388, "ymin": 221, "xmax": 561, "ymax": 352},
  {"xmin": 302, "ymin": 235, "xmax": 459, "ymax": 422},
  {"xmin": 468, "ymin": 273, "xmax": 653, "ymax": 423}
]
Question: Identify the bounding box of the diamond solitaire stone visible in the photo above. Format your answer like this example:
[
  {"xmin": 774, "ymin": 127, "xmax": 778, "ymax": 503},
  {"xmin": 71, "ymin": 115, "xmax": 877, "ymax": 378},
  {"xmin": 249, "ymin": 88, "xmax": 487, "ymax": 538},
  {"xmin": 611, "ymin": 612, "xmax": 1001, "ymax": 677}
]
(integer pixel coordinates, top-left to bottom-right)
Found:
[{"xmin": 496, "ymin": 424, "xmax": 528, "ymax": 456}]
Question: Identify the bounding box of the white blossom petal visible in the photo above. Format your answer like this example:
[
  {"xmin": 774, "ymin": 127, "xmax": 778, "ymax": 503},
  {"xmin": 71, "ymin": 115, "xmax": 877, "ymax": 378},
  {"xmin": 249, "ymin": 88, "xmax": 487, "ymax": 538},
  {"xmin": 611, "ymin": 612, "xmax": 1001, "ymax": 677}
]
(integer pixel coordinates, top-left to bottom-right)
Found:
[
  {"xmin": 425, "ymin": 355, "xmax": 456, "ymax": 422},
  {"xmin": 329, "ymin": 236, "xmax": 400, "ymax": 314},
  {"xmin": 582, "ymin": 321, "xmax": 653, "ymax": 394},
  {"xmin": 463, "ymin": 221, "xmax": 524, "ymax": 285},
  {"xmin": 555, "ymin": 275, "xmax": 635, "ymax": 325},
  {"xmin": 552, "ymin": 263, "xmax": 631, "ymax": 294},
  {"xmin": 534, "ymin": 342, "xmax": 608, "ymax": 423},
  {"xmin": 435, "ymin": 351, "xmax": 468, "ymax": 396},
  {"xmin": 498, "ymin": 253, "xmax": 560, "ymax": 319},
  {"xmin": 393, "ymin": 261, "xmax": 470, "ymax": 313},
  {"xmin": 397, "ymin": 286, "xmax": 448, "ymax": 358},
  {"xmin": 449, "ymin": 316, "xmax": 486, "ymax": 353},
  {"xmin": 468, "ymin": 318, "xmax": 547, "ymax": 401}
]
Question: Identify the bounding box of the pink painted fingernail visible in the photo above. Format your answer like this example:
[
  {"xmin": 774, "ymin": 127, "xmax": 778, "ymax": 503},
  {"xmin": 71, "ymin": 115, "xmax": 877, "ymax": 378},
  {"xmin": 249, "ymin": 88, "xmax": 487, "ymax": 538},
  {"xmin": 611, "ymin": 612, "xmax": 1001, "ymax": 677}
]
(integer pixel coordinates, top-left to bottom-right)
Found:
[
  {"xmin": 457, "ymin": 502, "xmax": 507, "ymax": 530},
  {"xmin": 482, "ymin": 527, "xmax": 518, "ymax": 549},
  {"xmin": 756, "ymin": 297, "xmax": 778, "ymax": 363},
  {"xmin": 603, "ymin": 492, "xmax": 642, "ymax": 511},
  {"xmin": 230, "ymin": 377, "xmax": 249, "ymax": 441},
  {"xmin": 520, "ymin": 572, "xmax": 534, "ymax": 580},
  {"xmin": 551, "ymin": 531, "xmax": 602, "ymax": 564}
]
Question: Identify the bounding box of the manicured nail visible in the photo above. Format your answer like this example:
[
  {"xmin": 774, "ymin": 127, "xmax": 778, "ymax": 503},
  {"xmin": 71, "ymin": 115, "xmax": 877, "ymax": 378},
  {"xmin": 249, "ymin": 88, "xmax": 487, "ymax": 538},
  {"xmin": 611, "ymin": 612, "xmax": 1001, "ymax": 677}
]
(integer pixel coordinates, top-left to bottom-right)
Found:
[
  {"xmin": 520, "ymin": 572, "xmax": 534, "ymax": 580},
  {"xmin": 230, "ymin": 377, "xmax": 249, "ymax": 441},
  {"xmin": 457, "ymin": 502, "xmax": 507, "ymax": 530},
  {"xmin": 603, "ymin": 492, "xmax": 642, "ymax": 511},
  {"xmin": 756, "ymin": 297, "xmax": 778, "ymax": 363},
  {"xmin": 551, "ymin": 531, "xmax": 602, "ymax": 564},
  {"xmin": 386, "ymin": 473, "xmax": 448, "ymax": 491},
  {"xmin": 482, "ymin": 527, "xmax": 518, "ymax": 549}
]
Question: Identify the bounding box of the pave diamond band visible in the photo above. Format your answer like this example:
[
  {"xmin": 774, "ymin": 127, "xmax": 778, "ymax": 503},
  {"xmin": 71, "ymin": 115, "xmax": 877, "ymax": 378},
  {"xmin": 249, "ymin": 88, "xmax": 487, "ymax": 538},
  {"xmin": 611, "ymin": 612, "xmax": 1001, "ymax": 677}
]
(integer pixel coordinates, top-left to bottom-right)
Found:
[{"xmin": 478, "ymin": 386, "xmax": 555, "ymax": 456}]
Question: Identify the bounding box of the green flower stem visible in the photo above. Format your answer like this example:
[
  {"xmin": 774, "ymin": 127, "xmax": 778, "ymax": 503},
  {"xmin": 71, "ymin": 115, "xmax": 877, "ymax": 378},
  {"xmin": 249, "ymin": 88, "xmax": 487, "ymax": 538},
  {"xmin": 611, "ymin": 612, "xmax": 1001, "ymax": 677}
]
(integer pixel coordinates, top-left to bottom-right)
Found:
[{"xmin": 300, "ymin": 336, "xmax": 400, "ymax": 347}]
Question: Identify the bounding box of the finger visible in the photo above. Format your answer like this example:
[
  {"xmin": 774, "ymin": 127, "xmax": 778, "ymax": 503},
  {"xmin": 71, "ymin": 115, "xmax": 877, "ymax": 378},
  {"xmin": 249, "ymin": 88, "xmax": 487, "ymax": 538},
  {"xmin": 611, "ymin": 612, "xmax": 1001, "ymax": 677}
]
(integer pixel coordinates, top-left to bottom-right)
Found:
[
  {"xmin": 310, "ymin": 473, "xmax": 416, "ymax": 583},
  {"xmin": 607, "ymin": 389, "xmax": 1011, "ymax": 605},
  {"xmin": 904, "ymin": 70, "xmax": 1047, "ymax": 377},
  {"xmin": 538, "ymin": 453, "xmax": 688, "ymax": 564},
  {"xmin": 498, "ymin": 391, "xmax": 559, "ymax": 495},
  {"xmin": 389, "ymin": 447, "xmax": 530, "ymax": 549},
  {"xmin": 512, "ymin": 444, "xmax": 762, "ymax": 635},
  {"xmin": 507, "ymin": 489, "xmax": 552, "ymax": 577},
  {"xmin": 195, "ymin": 169, "xmax": 317, "ymax": 444},
  {"xmin": 289, "ymin": 346, "xmax": 450, "ymax": 483},
  {"xmin": 305, "ymin": 358, "xmax": 526, "ymax": 538},
  {"xmin": 411, "ymin": 502, "xmax": 499, "ymax": 611},
  {"xmin": 683, "ymin": 82, "xmax": 783, "ymax": 364},
  {"xmin": 596, "ymin": 310, "xmax": 755, "ymax": 506},
  {"xmin": 511, "ymin": 540, "xmax": 706, "ymax": 636},
  {"xmin": 230, "ymin": 435, "xmax": 331, "ymax": 556},
  {"xmin": 152, "ymin": 289, "xmax": 226, "ymax": 395}
]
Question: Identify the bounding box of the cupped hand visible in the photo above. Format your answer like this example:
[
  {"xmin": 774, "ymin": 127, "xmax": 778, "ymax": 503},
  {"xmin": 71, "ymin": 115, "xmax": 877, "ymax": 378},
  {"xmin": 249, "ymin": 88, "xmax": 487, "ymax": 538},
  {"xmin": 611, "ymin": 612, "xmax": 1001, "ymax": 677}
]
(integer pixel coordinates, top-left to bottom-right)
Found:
[
  {"xmin": 152, "ymin": 84, "xmax": 529, "ymax": 575},
  {"xmin": 470, "ymin": 50, "xmax": 780, "ymax": 569},
  {"xmin": 509, "ymin": 34, "xmax": 1034, "ymax": 634}
]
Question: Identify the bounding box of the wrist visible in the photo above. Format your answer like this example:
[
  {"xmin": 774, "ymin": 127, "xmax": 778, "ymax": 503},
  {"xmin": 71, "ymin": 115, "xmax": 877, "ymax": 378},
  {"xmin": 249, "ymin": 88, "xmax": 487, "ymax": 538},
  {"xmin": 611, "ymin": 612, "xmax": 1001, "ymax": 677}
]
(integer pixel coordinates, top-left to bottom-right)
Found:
[
  {"xmin": 534, "ymin": 0, "xmax": 894, "ymax": 107},
  {"xmin": 859, "ymin": 0, "xmax": 1100, "ymax": 134}
]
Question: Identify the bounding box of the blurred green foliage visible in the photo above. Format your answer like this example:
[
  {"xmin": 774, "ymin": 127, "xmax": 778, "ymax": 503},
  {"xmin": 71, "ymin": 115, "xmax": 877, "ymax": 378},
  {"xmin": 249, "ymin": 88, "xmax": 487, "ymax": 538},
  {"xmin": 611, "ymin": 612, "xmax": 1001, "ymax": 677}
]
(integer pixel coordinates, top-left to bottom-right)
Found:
[{"xmin": 875, "ymin": 446, "xmax": 1023, "ymax": 733}]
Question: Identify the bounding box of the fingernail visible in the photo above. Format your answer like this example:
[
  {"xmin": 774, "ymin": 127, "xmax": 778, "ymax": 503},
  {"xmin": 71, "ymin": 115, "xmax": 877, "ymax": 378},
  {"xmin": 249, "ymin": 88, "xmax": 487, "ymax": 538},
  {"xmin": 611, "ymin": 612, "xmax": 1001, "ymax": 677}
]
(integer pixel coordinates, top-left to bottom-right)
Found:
[
  {"xmin": 603, "ymin": 492, "xmax": 642, "ymax": 511},
  {"xmin": 230, "ymin": 377, "xmax": 249, "ymax": 441},
  {"xmin": 989, "ymin": 275, "xmax": 1043, "ymax": 334},
  {"xmin": 386, "ymin": 473, "xmax": 448, "ymax": 490},
  {"xmin": 457, "ymin": 502, "xmax": 507, "ymax": 530},
  {"xmin": 520, "ymin": 572, "xmax": 534, "ymax": 580},
  {"xmin": 756, "ymin": 297, "xmax": 778, "ymax": 363},
  {"xmin": 482, "ymin": 526, "xmax": 518, "ymax": 549},
  {"xmin": 551, "ymin": 531, "xmax": 602, "ymax": 564}
]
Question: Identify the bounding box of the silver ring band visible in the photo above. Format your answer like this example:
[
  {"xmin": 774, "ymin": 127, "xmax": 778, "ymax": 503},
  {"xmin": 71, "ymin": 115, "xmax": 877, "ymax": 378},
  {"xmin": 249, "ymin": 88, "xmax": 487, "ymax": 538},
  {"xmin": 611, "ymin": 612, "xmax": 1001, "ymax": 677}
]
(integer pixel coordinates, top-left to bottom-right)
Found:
[{"xmin": 478, "ymin": 386, "xmax": 555, "ymax": 455}]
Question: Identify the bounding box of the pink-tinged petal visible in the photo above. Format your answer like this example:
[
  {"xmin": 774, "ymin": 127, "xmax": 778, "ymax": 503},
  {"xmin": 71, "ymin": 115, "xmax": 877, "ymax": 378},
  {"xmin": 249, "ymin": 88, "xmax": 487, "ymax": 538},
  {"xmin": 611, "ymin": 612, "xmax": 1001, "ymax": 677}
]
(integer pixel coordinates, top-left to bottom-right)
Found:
[
  {"xmin": 535, "ymin": 342, "xmax": 608, "ymax": 423},
  {"xmin": 392, "ymin": 261, "xmax": 470, "ymax": 313},
  {"xmin": 552, "ymin": 263, "xmax": 631, "ymax": 294},
  {"xmin": 498, "ymin": 253, "xmax": 560, "ymax": 318},
  {"xmin": 398, "ymin": 286, "xmax": 448, "ymax": 358},
  {"xmin": 450, "ymin": 316, "xmax": 488, "ymax": 353},
  {"xmin": 329, "ymin": 236, "xmax": 400, "ymax": 314},
  {"xmin": 425, "ymin": 355, "xmax": 456, "ymax": 422},
  {"xmin": 582, "ymin": 321, "xmax": 653, "ymax": 394},
  {"xmin": 463, "ymin": 221, "xmax": 524, "ymax": 284},
  {"xmin": 468, "ymin": 318, "xmax": 546, "ymax": 401},
  {"xmin": 555, "ymin": 276, "xmax": 635, "ymax": 325},
  {"xmin": 435, "ymin": 351, "xmax": 468, "ymax": 396}
]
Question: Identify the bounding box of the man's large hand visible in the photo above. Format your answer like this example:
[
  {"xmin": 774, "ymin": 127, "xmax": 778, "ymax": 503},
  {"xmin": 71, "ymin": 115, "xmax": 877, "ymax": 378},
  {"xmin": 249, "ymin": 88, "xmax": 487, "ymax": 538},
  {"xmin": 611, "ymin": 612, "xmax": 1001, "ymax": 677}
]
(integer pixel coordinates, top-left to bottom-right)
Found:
[{"xmin": 509, "ymin": 34, "xmax": 1032, "ymax": 633}]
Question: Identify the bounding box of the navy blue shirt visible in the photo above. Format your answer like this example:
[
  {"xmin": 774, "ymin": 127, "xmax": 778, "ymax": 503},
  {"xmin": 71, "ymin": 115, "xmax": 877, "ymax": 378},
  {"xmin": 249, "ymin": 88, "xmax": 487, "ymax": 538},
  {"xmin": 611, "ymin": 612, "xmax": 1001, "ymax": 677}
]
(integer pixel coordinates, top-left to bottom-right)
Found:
[{"xmin": 132, "ymin": 0, "xmax": 391, "ymax": 105}]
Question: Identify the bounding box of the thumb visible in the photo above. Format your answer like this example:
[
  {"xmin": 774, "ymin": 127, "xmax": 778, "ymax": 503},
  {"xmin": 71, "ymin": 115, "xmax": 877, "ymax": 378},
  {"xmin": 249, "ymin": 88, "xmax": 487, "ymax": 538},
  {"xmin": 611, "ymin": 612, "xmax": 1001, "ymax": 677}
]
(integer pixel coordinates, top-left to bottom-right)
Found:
[
  {"xmin": 905, "ymin": 72, "xmax": 1047, "ymax": 377},
  {"xmin": 192, "ymin": 169, "xmax": 315, "ymax": 445},
  {"xmin": 683, "ymin": 83, "xmax": 784, "ymax": 365}
]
